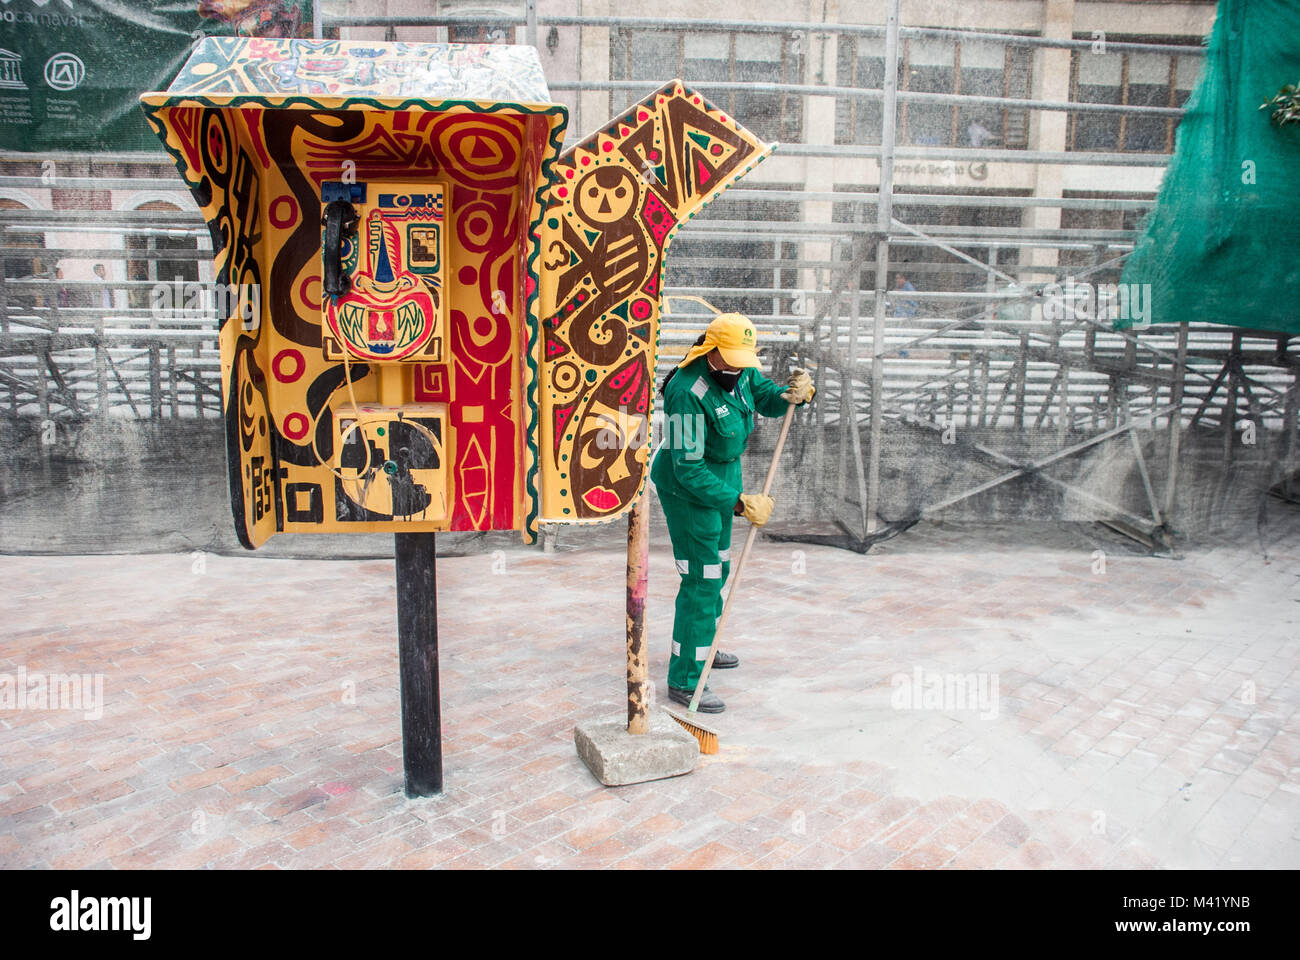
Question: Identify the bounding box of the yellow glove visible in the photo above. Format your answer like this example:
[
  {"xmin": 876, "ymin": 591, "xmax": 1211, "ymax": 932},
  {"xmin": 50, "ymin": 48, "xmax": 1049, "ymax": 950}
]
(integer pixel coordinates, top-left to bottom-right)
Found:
[
  {"xmin": 782, "ymin": 369, "xmax": 815, "ymax": 404},
  {"xmin": 737, "ymin": 493, "xmax": 775, "ymax": 526}
]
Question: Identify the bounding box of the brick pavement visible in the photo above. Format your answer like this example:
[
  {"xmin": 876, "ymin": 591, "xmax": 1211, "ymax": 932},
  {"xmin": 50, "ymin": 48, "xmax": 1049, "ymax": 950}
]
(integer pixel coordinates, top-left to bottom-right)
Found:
[{"xmin": 1, "ymin": 517, "xmax": 1298, "ymax": 869}]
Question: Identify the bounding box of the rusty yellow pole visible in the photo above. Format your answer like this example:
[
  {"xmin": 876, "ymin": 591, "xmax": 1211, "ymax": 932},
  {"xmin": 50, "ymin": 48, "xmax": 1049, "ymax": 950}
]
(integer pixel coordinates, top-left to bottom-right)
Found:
[{"xmin": 626, "ymin": 495, "xmax": 650, "ymax": 734}]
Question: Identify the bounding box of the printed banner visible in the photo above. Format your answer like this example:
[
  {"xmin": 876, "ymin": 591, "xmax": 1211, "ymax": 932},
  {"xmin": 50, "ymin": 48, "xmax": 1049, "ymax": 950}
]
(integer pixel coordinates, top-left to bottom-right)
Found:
[{"xmin": 0, "ymin": 0, "xmax": 312, "ymax": 153}]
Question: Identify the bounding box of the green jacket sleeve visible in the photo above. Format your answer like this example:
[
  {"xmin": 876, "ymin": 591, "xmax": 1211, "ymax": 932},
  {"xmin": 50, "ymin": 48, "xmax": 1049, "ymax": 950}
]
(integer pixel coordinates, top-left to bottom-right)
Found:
[
  {"xmin": 663, "ymin": 382, "xmax": 742, "ymax": 512},
  {"xmin": 752, "ymin": 369, "xmax": 795, "ymax": 418}
]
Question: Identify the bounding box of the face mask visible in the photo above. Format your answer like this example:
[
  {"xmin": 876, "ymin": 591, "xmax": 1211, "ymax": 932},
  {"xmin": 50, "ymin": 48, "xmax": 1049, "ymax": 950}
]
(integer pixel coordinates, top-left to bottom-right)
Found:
[{"xmin": 709, "ymin": 368, "xmax": 740, "ymax": 392}]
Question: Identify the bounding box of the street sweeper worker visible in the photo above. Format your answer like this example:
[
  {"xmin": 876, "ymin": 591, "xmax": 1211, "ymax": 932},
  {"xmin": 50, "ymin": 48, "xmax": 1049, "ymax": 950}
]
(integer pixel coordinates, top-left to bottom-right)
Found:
[{"xmin": 651, "ymin": 313, "xmax": 815, "ymax": 714}]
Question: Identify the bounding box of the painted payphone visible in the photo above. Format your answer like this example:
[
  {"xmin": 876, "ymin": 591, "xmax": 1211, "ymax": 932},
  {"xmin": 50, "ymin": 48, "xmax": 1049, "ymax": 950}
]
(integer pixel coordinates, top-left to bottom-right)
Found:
[
  {"xmin": 317, "ymin": 180, "xmax": 450, "ymax": 524},
  {"xmin": 142, "ymin": 37, "xmax": 772, "ymax": 794},
  {"xmin": 141, "ymin": 37, "xmax": 772, "ymax": 550}
]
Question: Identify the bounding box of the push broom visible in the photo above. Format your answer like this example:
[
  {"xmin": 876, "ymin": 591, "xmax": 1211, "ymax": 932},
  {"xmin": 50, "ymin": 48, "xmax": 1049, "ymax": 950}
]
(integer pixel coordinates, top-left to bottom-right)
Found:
[{"xmin": 666, "ymin": 388, "xmax": 799, "ymax": 753}]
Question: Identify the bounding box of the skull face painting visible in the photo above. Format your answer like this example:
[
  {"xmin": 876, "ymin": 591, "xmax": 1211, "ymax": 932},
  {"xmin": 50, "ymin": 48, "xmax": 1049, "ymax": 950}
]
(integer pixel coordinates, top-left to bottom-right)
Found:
[
  {"xmin": 576, "ymin": 165, "xmax": 639, "ymax": 224},
  {"xmin": 574, "ymin": 168, "xmax": 644, "ymax": 291}
]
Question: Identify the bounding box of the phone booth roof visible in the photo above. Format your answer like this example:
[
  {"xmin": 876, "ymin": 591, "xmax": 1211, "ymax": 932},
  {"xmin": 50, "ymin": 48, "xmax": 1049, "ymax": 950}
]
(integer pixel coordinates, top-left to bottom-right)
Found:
[{"xmin": 141, "ymin": 37, "xmax": 557, "ymax": 114}]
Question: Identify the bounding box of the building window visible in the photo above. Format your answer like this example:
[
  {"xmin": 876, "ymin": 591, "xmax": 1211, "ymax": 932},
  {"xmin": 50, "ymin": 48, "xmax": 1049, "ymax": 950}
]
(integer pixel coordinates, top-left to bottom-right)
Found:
[
  {"xmin": 126, "ymin": 202, "xmax": 198, "ymax": 310},
  {"xmin": 1068, "ymin": 40, "xmax": 1201, "ymax": 153},
  {"xmin": 836, "ymin": 33, "xmax": 1033, "ymax": 149},
  {"xmin": 610, "ymin": 29, "xmax": 803, "ymax": 143},
  {"xmin": 0, "ymin": 197, "xmax": 43, "ymax": 310},
  {"xmin": 1058, "ymin": 191, "xmax": 1153, "ymax": 282},
  {"xmin": 905, "ymin": 38, "xmax": 956, "ymax": 147},
  {"xmin": 835, "ymin": 36, "xmax": 887, "ymax": 146}
]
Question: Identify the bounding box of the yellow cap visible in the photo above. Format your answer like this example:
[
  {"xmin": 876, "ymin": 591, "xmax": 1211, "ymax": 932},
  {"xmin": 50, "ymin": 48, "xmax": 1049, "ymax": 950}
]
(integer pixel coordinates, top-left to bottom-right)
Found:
[{"xmin": 677, "ymin": 313, "xmax": 761, "ymax": 370}]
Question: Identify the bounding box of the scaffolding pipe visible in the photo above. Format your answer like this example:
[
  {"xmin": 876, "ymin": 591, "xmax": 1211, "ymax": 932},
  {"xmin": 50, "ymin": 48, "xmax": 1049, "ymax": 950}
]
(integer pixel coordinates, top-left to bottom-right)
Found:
[
  {"xmin": 773, "ymin": 144, "xmax": 1173, "ymax": 166},
  {"xmin": 526, "ymin": 0, "xmax": 538, "ymax": 48},
  {"xmin": 324, "ymin": 13, "xmax": 1205, "ymax": 57},
  {"xmin": 549, "ymin": 79, "xmax": 1186, "ymax": 118},
  {"xmin": 1162, "ymin": 323, "xmax": 1190, "ymax": 525},
  {"xmin": 865, "ymin": 0, "xmax": 901, "ymax": 537}
]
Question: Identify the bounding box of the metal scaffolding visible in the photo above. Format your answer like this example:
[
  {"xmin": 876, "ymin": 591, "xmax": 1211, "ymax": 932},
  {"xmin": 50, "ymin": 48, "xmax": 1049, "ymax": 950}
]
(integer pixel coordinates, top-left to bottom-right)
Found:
[{"xmin": 1, "ymin": 7, "xmax": 1293, "ymax": 549}]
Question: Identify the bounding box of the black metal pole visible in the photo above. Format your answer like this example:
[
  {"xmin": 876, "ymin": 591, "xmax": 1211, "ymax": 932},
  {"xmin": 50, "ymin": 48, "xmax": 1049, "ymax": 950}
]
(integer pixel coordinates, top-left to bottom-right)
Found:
[{"xmin": 394, "ymin": 532, "xmax": 442, "ymax": 797}]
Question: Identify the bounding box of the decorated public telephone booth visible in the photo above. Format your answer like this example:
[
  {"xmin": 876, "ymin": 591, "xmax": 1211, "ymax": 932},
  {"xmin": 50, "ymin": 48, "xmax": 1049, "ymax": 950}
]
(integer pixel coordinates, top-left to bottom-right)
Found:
[
  {"xmin": 141, "ymin": 37, "xmax": 771, "ymax": 549},
  {"xmin": 142, "ymin": 37, "xmax": 771, "ymax": 794}
]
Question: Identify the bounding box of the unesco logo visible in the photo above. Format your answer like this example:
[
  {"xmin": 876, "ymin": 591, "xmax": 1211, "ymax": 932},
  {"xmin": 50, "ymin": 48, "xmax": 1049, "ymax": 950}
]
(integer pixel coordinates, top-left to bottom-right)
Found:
[{"xmin": 44, "ymin": 52, "xmax": 85, "ymax": 91}]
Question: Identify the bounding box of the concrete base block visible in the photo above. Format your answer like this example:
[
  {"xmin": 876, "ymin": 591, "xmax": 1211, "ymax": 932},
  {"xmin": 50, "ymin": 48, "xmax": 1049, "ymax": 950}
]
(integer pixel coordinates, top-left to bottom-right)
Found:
[{"xmin": 574, "ymin": 709, "xmax": 700, "ymax": 786}]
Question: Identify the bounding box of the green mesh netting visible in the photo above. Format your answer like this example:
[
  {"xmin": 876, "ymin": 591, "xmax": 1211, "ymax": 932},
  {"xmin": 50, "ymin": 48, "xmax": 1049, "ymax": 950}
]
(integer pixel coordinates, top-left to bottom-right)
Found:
[{"xmin": 1118, "ymin": 0, "xmax": 1300, "ymax": 333}]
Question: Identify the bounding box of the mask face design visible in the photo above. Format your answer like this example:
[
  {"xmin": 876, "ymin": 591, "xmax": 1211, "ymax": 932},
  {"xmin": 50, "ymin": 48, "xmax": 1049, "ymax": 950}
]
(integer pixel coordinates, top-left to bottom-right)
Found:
[
  {"xmin": 709, "ymin": 368, "xmax": 740, "ymax": 393},
  {"xmin": 572, "ymin": 355, "xmax": 650, "ymax": 518}
]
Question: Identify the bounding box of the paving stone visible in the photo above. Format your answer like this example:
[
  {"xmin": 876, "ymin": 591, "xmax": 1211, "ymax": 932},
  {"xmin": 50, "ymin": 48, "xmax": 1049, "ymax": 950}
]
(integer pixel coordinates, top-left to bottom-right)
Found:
[{"xmin": 1, "ymin": 519, "xmax": 1297, "ymax": 868}]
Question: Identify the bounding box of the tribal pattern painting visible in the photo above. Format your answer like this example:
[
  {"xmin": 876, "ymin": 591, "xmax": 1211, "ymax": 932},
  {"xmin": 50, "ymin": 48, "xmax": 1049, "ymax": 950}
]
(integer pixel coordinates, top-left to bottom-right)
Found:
[
  {"xmin": 323, "ymin": 183, "xmax": 445, "ymax": 363},
  {"xmin": 536, "ymin": 82, "xmax": 772, "ymax": 523},
  {"xmin": 142, "ymin": 39, "xmax": 770, "ymax": 547},
  {"xmin": 143, "ymin": 39, "xmax": 564, "ymax": 548}
]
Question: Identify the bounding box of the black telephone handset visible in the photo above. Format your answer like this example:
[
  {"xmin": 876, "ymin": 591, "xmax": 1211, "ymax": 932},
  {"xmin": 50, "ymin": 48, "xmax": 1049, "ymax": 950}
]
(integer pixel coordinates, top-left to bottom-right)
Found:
[{"xmin": 322, "ymin": 199, "xmax": 359, "ymax": 301}]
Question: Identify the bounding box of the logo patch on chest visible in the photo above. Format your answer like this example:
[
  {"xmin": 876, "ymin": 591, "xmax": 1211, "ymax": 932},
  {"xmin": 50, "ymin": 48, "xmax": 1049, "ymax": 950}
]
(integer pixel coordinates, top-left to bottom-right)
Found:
[{"xmin": 715, "ymin": 405, "xmax": 729, "ymax": 417}]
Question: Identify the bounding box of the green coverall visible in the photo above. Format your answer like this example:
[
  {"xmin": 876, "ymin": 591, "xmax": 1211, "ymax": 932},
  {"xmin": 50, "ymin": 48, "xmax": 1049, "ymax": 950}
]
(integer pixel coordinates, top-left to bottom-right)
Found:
[{"xmin": 650, "ymin": 355, "xmax": 794, "ymax": 692}]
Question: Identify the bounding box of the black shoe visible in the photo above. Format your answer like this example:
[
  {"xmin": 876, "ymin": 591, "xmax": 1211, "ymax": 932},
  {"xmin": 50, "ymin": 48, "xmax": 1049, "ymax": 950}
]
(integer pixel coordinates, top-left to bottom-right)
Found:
[
  {"xmin": 711, "ymin": 651, "xmax": 739, "ymax": 669},
  {"xmin": 667, "ymin": 684, "xmax": 725, "ymax": 713}
]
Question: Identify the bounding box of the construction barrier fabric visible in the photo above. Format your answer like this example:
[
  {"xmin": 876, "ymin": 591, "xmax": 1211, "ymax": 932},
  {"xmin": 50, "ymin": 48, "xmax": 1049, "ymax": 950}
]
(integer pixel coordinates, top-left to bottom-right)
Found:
[
  {"xmin": 0, "ymin": 0, "xmax": 312, "ymax": 153},
  {"xmin": 1119, "ymin": 0, "xmax": 1300, "ymax": 333}
]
